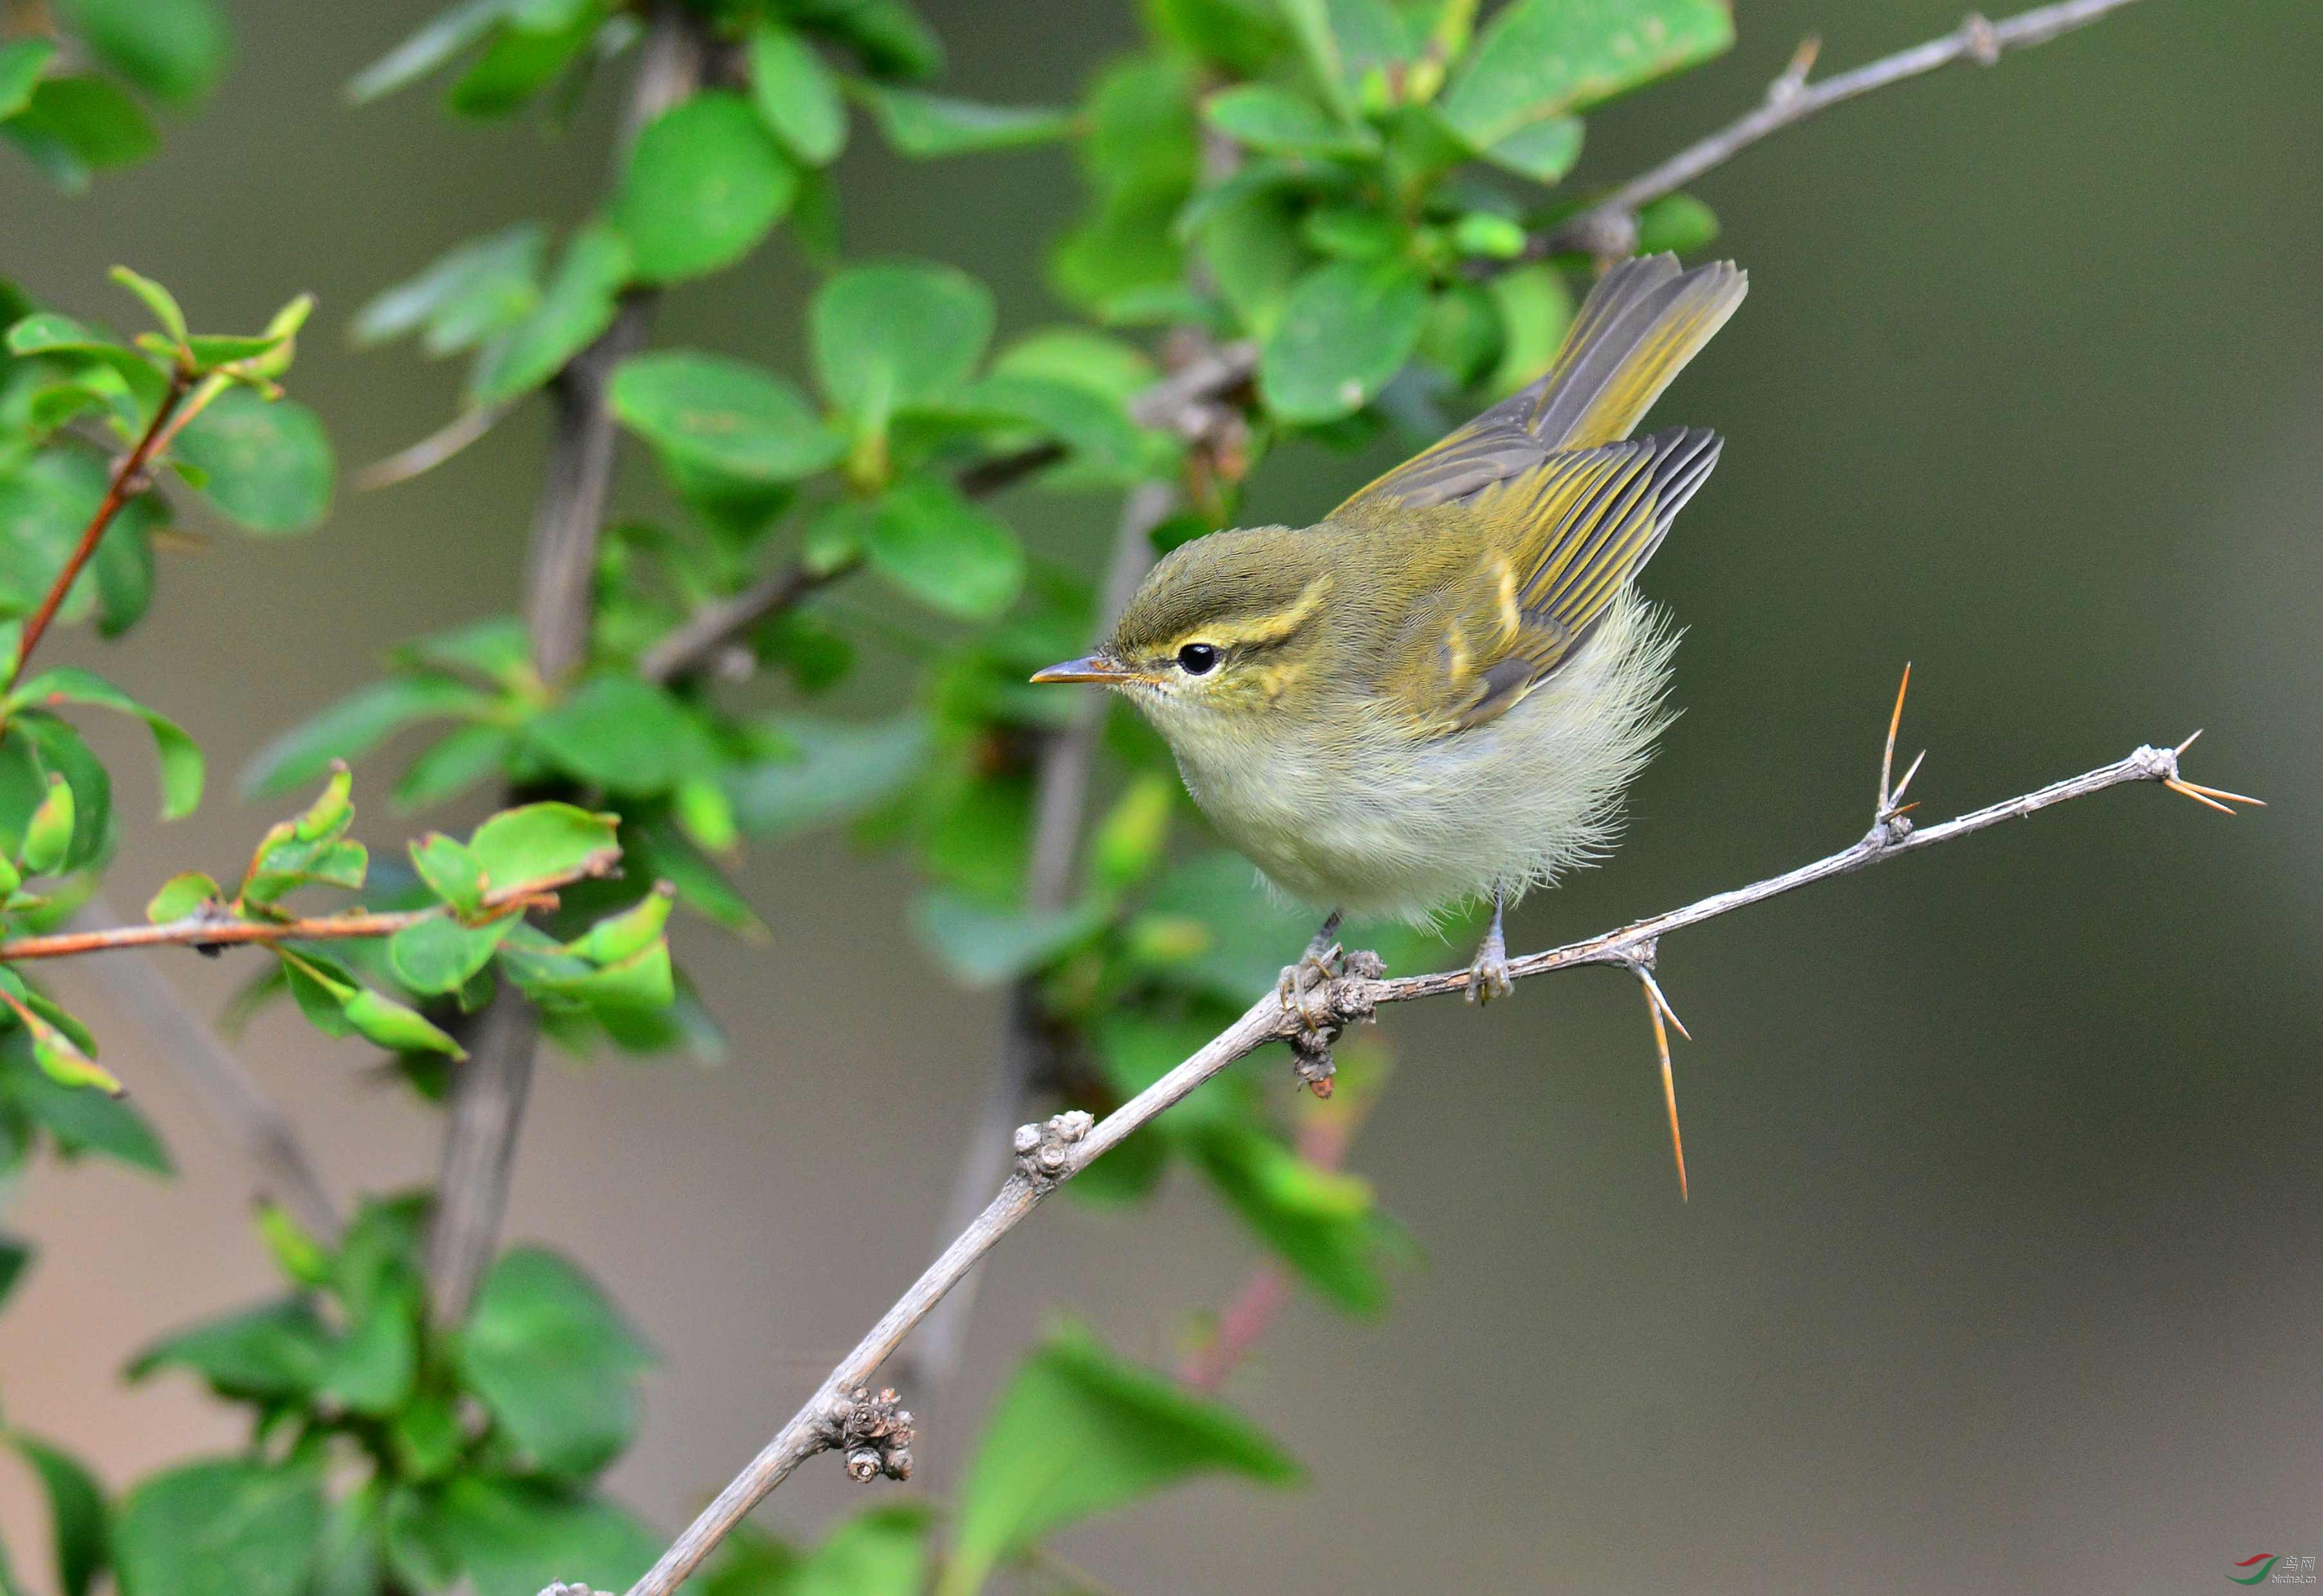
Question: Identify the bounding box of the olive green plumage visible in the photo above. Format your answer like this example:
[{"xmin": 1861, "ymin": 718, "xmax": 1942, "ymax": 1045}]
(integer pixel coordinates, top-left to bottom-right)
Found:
[{"xmin": 1036, "ymin": 253, "xmax": 1748, "ymax": 957}]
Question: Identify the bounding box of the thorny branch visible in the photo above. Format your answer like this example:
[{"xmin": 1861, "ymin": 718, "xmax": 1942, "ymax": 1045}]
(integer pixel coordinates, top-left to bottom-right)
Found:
[
  {"xmin": 1544, "ymin": 0, "xmax": 2153, "ymax": 257},
  {"xmin": 614, "ymin": 688, "xmax": 2255, "ymax": 1596}
]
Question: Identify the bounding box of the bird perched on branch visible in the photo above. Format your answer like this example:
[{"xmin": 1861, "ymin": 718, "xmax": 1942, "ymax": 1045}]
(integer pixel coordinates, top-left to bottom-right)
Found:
[{"xmin": 1033, "ymin": 253, "xmax": 1746, "ymax": 1002}]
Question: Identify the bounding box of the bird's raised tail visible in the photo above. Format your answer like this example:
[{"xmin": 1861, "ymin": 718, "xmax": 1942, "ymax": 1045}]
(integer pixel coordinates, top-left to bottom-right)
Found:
[
  {"xmin": 1525, "ymin": 254, "xmax": 1747, "ymax": 450},
  {"xmin": 1332, "ymin": 253, "xmax": 1745, "ymax": 517}
]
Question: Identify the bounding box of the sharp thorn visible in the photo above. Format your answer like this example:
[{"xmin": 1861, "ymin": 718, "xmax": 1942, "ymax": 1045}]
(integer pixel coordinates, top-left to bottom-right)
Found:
[
  {"xmin": 2174, "ymin": 728, "xmax": 2205, "ymax": 756},
  {"xmin": 1879, "ymin": 662, "xmax": 1912, "ymax": 812},
  {"xmin": 2180, "ymin": 779, "xmax": 2264, "ymax": 808},
  {"xmin": 2165, "ymin": 778, "xmax": 2237, "ymax": 815},
  {"xmin": 1637, "ymin": 966, "xmax": 1692, "ymax": 1041},
  {"xmin": 1644, "ymin": 989, "xmax": 1688, "ymax": 1202},
  {"xmin": 1889, "ymin": 749, "xmax": 1927, "ymax": 807}
]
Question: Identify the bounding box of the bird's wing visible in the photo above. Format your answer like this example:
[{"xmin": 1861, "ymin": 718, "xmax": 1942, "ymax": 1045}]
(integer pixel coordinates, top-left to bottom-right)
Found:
[
  {"xmin": 1378, "ymin": 428, "xmax": 1723, "ymax": 733},
  {"xmin": 1334, "ymin": 255, "xmax": 1745, "ymax": 515}
]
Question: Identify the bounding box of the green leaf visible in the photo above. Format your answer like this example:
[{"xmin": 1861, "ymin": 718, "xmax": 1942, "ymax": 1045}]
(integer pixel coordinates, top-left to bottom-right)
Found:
[
  {"xmin": 10, "ymin": 714, "xmax": 113, "ymax": 873},
  {"xmin": 467, "ymin": 801, "xmax": 620, "ymax": 893},
  {"xmin": 108, "ymin": 266, "xmax": 189, "ymax": 348},
  {"xmin": 19, "ymin": 773, "xmax": 72, "ymax": 874},
  {"xmin": 0, "ymin": 1234, "xmax": 30, "ymax": 1309},
  {"xmin": 145, "ymin": 870, "xmax": 219, "ymax": 922},
  {"xmin": 466, "ymin": 223, "xmax": 632, "ymax": 405},
  {"xmin": 613, "ymin": 91, "xmax": 796, "ymax": 285},
  {"xmin": 746, "ymin": 19, "xmax": 846, "ymax": 165},
  {"xmin": 620, "ymin": 809, "xmax": 764, "ymax": 938},
  {"xmin": 802, "ymin": 0, "xmax": 942, "ymax": 78},
  {"xmin": 608, "ymin": 351, "xmax": 845, "ymax": 482},
  {"xmin": 409, "ymin": 830, "xmax": 487, "ymax": 913},
  {"xmin": 526, "ymin": 673, "xmax": 705, "ymax": 796},
  {"xmin": 932, "ymin": 372, "xmax": 1144, "ymax": 479},
  {"xmin": 0, "ymin": 39, "xmax": 57, "ymax": 121},
  {"xmin": 943, "ymin": 1325, "xmax": 1299, "ymax": 1596},
  {"xmin": 1259, "ymin": 257, "xmax": 1428, "ymax": 423},
  {"xmin": 865, "ymin": 475, "xmax": 1022, "ymax": 619},
  {"xmin": 342, "ymin": 987, "xmax": 465, "ymax": 1058},
  {"xmin": 389, "ymin": 914, "xmax": 510, "ymax": 994},
  {"xmin": 172, "ymin": 386, "xmax": 335, "ymax": 535},
  {"xmin": 319, "ymin": 1279, "xmax": 418, "ymax": 1415},
  {"xmin": 1188, "ymin": 1118, "xmax": 1393, "ymax": 1312},
  {"xmin": 243, "ymin": 674, "xmax": 490, "ymax": 797},
  {"xmin": 811, "ymin": 261, "xmax": 994, "ymax": 421},
  {"xmin": 447, "ymin": 3, "xmax": 606, "ymax": 117},
  {"xmin": 910, "ymin": 892, "xmax": 1103, "ymax": 987},
  {"xmin": 458, "ymin": 1247, "xmax": 654, "ymax": 1476},
  {"xmin": 1635, "ymin": 190, "xmax": 1719, "ymax": 255},
  {"xmin": 113, "ymin": 1458, "xmax": 323, "ymax": 1596},
  {"xmin": 2, "ymin": 311, "xmax": 163, "ymax": 401},
  {"xmin": 1479, "ymin": 114, "xmax": 1583, "ymax": 183},
  {"xmin": 11, "ymin": 1435, "xmax": 106, "ymax": 1596},
  {"xmin": 1088, "ymin": 771, "xmax": 1174, "ymax": 894},
  {"xmin": 858, "ymin": 83, "xmax": 1071, "ymax": 157},
  {"xmin": 726, "ymin": 714, "xmax": 927, "ymax": 841},
  {"xmin": 347, "ymin": 0, "xmax": 505, "ymax": 102},
  {"xmin": 12, "ymin": 76, "xmax": 158, "ymax": 172},
  {"xmin": 393, "ymin": 722, "xmax": 512, "ymax": 810},
  {"xmin": 127, "ymin": 1299, "xmax": 330, "ymax": 1400},
  {"xmin": 1485, "ymin": 260, "xmax": 1573, "ymax": 396},
  {"xmin": 60, "ymin": 0, "xmax": 229, "ymax": 104},
  {"xmin": 1201, "ymin": 82, "xmax": 1376, "ymax": 158},
  {"xmin": 434, "ymin": 1477, "xmax": 661, "ymax": 1596},
  {"xmin": 9, "ymin": 1066, "xmax": 169, "ymax": 1171},
  {"xmin": 791, "ymin": 1505, "xmax": 929, "ymax": 1596},
  {"xmin": 1441, "ymin": 0, "xmax": 1734, "ymax": 149},
  {"xmin": 8, "ymin": 668, "xmax": 202, "ymax": 819},
  {"xmin": 353, "ymin": 223, "xmax": 545, "ymax": 354}
]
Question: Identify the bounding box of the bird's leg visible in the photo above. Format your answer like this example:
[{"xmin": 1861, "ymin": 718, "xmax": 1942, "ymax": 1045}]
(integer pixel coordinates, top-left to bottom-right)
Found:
[
  {"xmin": 1277, "ymin": 909, "xmax": 1344, "ymax": 1035},
  {"xmin": 1467, "ymin": 892, "xmax": 1513, "ymax": 1005}
]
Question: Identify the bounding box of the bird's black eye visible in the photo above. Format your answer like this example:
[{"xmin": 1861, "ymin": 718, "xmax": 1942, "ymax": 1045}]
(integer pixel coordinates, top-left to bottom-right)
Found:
[{"xmin": 1176, "ymin": 643, "xmax": 1219, "ymax": 675}]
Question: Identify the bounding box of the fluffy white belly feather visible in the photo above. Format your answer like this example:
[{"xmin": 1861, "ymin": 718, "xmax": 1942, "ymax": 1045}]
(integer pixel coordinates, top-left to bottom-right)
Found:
[{"xmin": 1153, "ymin": 590, "xmax": 1677, "ymax": 924}]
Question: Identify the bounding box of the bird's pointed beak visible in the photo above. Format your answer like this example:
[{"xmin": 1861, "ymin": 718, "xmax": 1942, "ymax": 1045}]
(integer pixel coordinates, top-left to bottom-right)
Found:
[{"xmin": 1030, "ymin": 652, "xmax": 1135, "ymax": 685}]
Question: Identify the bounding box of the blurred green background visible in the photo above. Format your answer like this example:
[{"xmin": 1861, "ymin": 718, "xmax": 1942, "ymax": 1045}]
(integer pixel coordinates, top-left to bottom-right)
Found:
[{"xmin": 3, "ymin": 0, "xmax": 2318, "ymax": 1590}]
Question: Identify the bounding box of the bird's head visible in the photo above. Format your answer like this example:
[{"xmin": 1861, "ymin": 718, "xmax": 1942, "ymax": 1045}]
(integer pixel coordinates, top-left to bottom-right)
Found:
[{"xmin": 1030, "ymin": 527, "xmax": 1338, "ymax": 737}]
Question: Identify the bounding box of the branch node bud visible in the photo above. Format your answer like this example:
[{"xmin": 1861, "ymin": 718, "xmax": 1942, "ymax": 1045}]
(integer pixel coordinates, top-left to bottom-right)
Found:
[
  {"xmin": 1013, "ymin": 1110, "xmax": 1094, "ymax": 1188},
  {"xmin": 820, "ymin": 1384, "xmax": 916, "ymax": 1483}
]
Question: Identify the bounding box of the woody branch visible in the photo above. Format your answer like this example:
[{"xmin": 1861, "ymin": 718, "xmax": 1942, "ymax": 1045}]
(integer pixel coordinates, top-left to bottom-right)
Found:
[{"xmin": 610, "ymin": 690, "xmax": 2254, "ymax": 1596}]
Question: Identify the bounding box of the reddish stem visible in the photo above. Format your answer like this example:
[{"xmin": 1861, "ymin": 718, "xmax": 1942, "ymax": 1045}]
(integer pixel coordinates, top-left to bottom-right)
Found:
[{"xmin": 8, "ymin": 372, "xmax": 191, "ymax": 691}]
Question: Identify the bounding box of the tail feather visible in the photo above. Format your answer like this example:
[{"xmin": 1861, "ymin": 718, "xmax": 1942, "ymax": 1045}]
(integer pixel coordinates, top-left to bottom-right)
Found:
[{"xmin": 1524, "ymin": 255, "xmax": 1747, "ymax": 450}]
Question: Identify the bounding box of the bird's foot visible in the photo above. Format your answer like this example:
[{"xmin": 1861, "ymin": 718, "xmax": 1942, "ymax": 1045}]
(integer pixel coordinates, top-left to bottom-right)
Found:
[
  {"xmin": 1467, "ymin": 919, "xmax": 1513, "ymax": 1005},
  {"xmin": 1277, "ymin": 941, "xmax": 1343, "ymax": 1037}
]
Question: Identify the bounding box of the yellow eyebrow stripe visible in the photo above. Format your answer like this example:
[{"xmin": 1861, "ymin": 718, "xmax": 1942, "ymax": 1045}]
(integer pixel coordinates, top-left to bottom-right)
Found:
[{"xmin": 1176, "ymin": 572, "xmax": 1333, "ymax": 653}]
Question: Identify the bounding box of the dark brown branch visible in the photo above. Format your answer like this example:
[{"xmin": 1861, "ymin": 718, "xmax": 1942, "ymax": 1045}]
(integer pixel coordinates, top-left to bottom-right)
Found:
[
  {"xmin": 899, "ymin": 479, "xmax": 1179, "ymax": 1395},
  {"xmin": 1544, "ymin": 0, "xmax": 2152, "ymax": 257},
  {"xmin": 616, "ymin": 722, "xmax": 2248, "ymax": 1596},
  {"xmin": 429, "ymin": 2, "xmax": 707, "ymax": 1322},
  {"xmin": 637, "ymin": 559, "xmax": 849, "ymax": 685}
]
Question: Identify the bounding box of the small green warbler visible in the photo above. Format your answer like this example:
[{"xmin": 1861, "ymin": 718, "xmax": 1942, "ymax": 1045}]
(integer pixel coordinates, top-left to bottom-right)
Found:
[{"xmin": 1033, "ymin": 254, "xmax": 1746, "ymax": 1000}]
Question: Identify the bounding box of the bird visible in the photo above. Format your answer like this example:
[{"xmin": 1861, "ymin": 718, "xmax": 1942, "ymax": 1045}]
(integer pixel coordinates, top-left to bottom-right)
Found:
[{"xmin": 1032, "ymin": 252, "xmax": 1746, "ymax": 1005}]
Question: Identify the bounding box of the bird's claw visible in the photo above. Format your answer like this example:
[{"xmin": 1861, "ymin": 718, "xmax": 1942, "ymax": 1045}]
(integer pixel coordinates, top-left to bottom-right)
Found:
[
  {"xmin": 1277, "ymin": 943, "xmax": 1344, "ymax": 1036},
  {"xmin": 1467, "ymin": 927, "xmax": 1513, "ymax": 1005}
]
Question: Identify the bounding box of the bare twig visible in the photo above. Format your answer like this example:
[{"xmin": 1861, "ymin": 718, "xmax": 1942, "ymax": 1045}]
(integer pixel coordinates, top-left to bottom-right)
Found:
[
  {"xmin": 1546, "ymin": 0, "xmax": 2152, "ymax": 257},
  {"xmin": 637, "ymin": 559, "xmax": 850, "ymax": 685},
  {"xmin": 616, "ymin": 708, "xmax": 2250, "ymax": 1596},
  {"xmin": 424, "ymin": 987, "xmax": 537, "ymax": 1317},
  {"xmin": 429, "ymin": 2, "xmax": 707, "ymax": 1322},
  {"xmin": 71, "ymin": 895, "xmax": 340, "ymax": 1240},
  {"xmin": 901, "ymin": 479, "xmax": 1180, "ymax": 1397},
  {"xmin": 354, "ymin": 401, "xmax": 514, "ymax": 493},
  {"xmin": 7, "ymin": 369, "xmax": 189, "ymax": 690}
]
